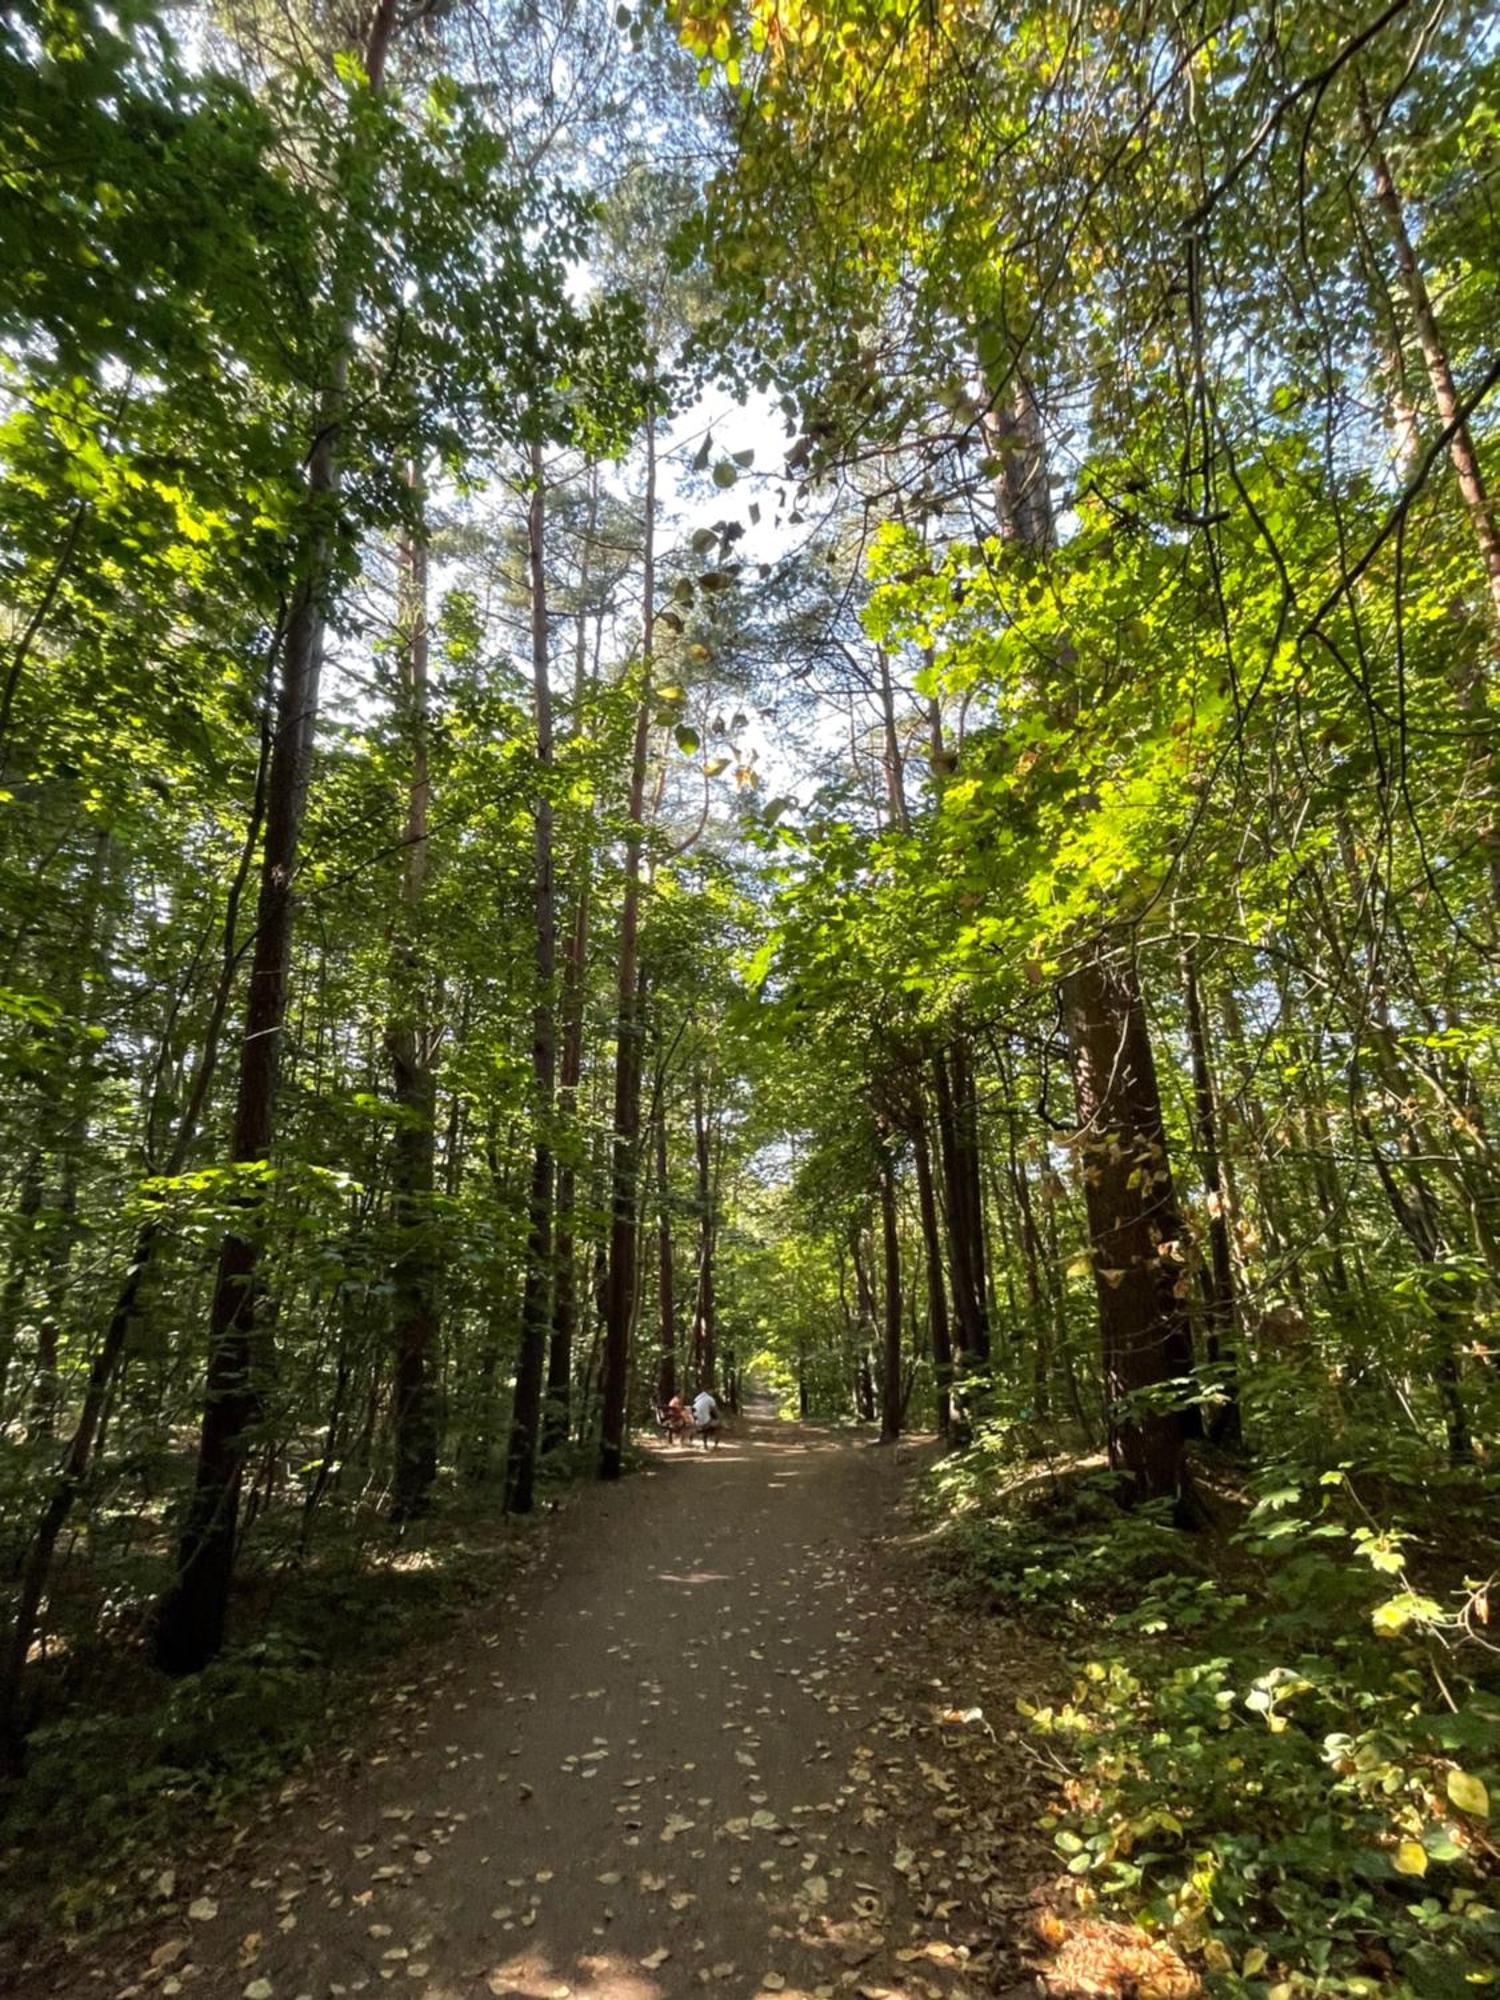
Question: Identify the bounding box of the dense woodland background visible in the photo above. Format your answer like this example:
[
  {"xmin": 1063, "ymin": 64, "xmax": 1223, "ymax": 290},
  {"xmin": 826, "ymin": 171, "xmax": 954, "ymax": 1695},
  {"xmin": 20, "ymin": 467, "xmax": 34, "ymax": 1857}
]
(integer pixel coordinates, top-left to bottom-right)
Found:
[{"xmin": 3, "ymin": 0, "xmax": 1500, "ymax": 1986}]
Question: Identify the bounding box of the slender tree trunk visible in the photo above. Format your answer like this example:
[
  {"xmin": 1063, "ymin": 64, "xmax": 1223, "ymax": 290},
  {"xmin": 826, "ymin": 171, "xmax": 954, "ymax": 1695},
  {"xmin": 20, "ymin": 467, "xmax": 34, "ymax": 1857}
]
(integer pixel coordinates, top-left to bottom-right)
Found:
[
  {"xmin": 0, "ymin": 1151, "xmax": 44, "ymax": 1415},
  {"xmin": 852, "ymin": 1224, "xmax": 876, "ymax": 1421},
  {"xmin": 600, "ymin": 418, "xmax": 656, "ymax": 1481},
  {"xmin": 1358, "ymin": 84, "xmax": 1500, "ymax": 901},
  {"xmin": 653, "ymin": 1059, "xmax": 676, "ymax": 1405},
  {"xmin": 1357, "ymin": 85, "xmax": 1500, "ymax": 625},
  {"xmin": 506, "ymin": 441, "xmax": 558, "ymax": 1515},
  {"xmin": 543, "ymin": 470, "xmax": 600, "ymax": 1454},
  {"xmin": 1182, "ymin": 948, "xmax": 1243, "ymax": 1447},
  {"xmin": 689, "ymin": 1070, "xmax": 717, "ymax": 1392},
  {"xmin": 545, "ymin": 887, "xmax": 587, "ymax": 1453},
  {"xmin": 912, "ymin": 1121, "xmax": 952, "ymax": 1436},
  {"xmin": 1061, "ymin": 940, "xmax": 1195, "ymax": 1510},
  {"xmin": 878, "ymin": 1150, "xmax": 902, "ymax": 1443},
  {"xmin": 388, "ymin": 469, "xmax": 441, "ymax": 1521},
  {"xmin": 153, "ymin": 0, "xmax": 401, "ymax": 1675},
  {"xmin": 1004, "ymin": 1097, "xmax": 1052, "ymax": 1422}
]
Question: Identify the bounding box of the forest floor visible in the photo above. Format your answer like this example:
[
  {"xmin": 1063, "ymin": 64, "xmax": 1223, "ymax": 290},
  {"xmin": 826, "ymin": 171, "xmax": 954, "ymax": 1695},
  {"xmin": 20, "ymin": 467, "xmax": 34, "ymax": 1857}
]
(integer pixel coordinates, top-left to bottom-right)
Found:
[{"xmin": 0, "ymin": 1406, "xmax": 1133, "ymax": 2000}]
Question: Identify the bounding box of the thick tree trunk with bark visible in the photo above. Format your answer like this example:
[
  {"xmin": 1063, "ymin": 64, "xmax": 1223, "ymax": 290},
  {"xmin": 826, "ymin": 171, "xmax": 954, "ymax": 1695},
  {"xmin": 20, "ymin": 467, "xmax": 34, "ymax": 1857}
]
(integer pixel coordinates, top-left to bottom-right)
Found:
[
  {"xmin": 1061, "ymin": 941, "xmax": 1195, "ymax": 1508},
  {"xmin": 932, "ymin": 1045, "xmax": 990, "ymax": 1367}
]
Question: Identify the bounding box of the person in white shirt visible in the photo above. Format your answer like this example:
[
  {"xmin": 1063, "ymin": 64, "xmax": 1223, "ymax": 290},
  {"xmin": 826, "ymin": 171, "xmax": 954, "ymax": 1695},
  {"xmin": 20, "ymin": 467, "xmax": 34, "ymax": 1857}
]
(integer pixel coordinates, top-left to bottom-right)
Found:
[{"xmin": 690, "ymin": 1387, "xmax": 721, "ymax": 1448}]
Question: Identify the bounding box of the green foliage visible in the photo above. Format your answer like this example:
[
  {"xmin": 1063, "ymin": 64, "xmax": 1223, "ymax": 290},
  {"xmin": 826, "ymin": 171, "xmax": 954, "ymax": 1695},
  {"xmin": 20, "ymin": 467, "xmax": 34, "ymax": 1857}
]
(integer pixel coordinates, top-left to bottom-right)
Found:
[{"xmin": 926, "ymin": 1440, "xmax": 1500, "ymax": 1994}]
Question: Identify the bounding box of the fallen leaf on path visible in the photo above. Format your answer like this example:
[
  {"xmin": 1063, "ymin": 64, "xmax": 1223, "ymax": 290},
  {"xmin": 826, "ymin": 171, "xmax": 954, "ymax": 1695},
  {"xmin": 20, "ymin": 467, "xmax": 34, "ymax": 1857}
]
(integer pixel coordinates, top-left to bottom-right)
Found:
[{"xmin": 641, "ymin": 1948, "xmax": 671, "ymax": 1970}]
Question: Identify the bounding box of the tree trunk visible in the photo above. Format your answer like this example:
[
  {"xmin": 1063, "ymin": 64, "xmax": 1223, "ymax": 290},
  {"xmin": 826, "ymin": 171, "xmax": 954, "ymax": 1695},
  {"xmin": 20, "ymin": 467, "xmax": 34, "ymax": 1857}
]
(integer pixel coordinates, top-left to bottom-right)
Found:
[
  {"xmin": 600, "ymin": 418, "xmax": 656, "ymax": 1481},
  {"xmin": 1182, "ymin": 949, "xmax": 1243, "ymax": 1447},
  {"xmin": 654, "ymin": 1058, "xmax": 676, "ymax": 1405},
  {"xmin": 1061, "ymin": 940, "xmax": 1195, "ymax": 1510},
  {"xmin": 852, "ymin": 1224, "xmax": 876, "ymax": 1421},
  {"xmin": 1358, "ymin": 83, "xmax": 1500, "ymax": 903},
  {"xmin": 689, "ymin": 1070, "xmax": 717, "ymax": 1392},
  {"xmin": 153, "ymin": 0, "xmax": 401, "ymax": 1676},
  {"xmin": 932, "ymin": 1046, "xmax": 990, "ymax": 1367},
  {"xmin": 506, "ymin": 441, "xmax": 558, "ymax": 1516},
  {"xmin": 1004, "ymin": 1094, "xmax": 1052, "ymax": 1423},
  {"xmin": 543, "ymin": 471, "xmax": 599, "ymax": 1454},
  {"xmin": 912, "ymin": 1121, "xmax": 952, "ymax": 1435},
  {"xmin": 388, "ymin": 470, "xmax": 441, "ymax": 1522},
  {"xmin": 0, "ymin": 1150, "xmax": 44, "ymax": 1415},
  {"xmin": 878, "ymin": 1150, "xmax": 902, "ymax": 1443},
  {"xmin": 1357, "ymin": 84, "xmax": 1500, "ymax": 626},
  {"xmin": 545, "ymin": 886, "xmax": 588, "ymax": 1453}
]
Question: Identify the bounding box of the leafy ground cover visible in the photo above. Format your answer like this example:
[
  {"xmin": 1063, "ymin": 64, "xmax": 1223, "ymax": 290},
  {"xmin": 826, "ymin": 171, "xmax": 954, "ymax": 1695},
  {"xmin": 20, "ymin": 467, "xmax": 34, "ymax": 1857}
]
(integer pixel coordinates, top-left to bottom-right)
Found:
[{"xmin": 922, "ymin": 1431, "xmax": 1500, "ymax": 1998}]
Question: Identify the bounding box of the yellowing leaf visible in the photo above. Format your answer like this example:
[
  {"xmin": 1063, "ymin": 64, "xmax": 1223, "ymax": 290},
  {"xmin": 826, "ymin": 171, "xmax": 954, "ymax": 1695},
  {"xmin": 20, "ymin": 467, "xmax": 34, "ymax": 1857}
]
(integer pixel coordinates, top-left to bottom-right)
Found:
[
  {"xmin": 1448, "ymin": 1770, "xmax": 1490, "ymax": 1818},
  {"xmin": 1393, "ymin": 1841, "xmax": 1428, "ymax": 1876}
]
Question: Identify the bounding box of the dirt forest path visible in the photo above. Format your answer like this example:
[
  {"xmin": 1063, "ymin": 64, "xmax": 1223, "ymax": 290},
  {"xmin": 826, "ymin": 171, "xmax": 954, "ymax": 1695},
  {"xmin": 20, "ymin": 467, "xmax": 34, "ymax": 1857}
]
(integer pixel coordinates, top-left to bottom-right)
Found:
[{"xmin": 14, "ymin": 1408, "xmax": 1051, "ymax": 2000}]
